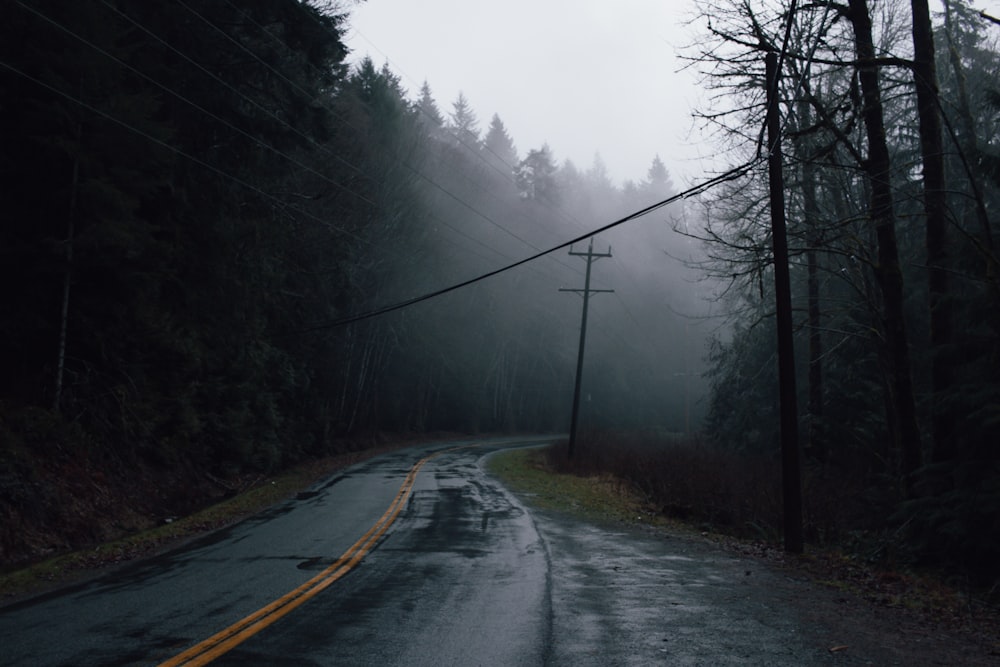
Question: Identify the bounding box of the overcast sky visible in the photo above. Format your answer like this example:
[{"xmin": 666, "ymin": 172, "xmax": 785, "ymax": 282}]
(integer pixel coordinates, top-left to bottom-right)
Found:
[{"xmin": 344, "ymin": 1, "xmax": 1000, "ymax": 188}]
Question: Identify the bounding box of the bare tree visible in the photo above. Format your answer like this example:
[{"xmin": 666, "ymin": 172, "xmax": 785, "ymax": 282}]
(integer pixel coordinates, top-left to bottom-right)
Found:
[{"xmin": 846, "ymin": 0, "xmax": 922, "ymax": 491}]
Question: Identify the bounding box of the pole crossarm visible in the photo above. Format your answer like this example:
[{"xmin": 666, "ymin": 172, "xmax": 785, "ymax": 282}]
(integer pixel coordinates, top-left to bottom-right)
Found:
[{"xmin": 568, "ymin": 248, "xmax": 613, "ymax": 259}]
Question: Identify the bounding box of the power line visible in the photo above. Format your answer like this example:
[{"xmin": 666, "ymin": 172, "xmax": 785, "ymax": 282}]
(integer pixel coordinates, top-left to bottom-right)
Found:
[
  {"xmin": 10, "ymin": 2, "xmax": 778, "ymax": 336},
  {"xmin": 98, "ymin": 0, "xmax": 373, "ymax": 183},
  {"xmin": 191, "ymin": 0, "xmax": 554, "ymax": 266},
  {"xmin": 1, "ymin": 18, "xmax": 570, "ymax": 298},
  {"xmin": 0, "ymin": 57, "xmax": 368, "ymax": 245},
  {"xmin": 314, "ymin": 0, "xmax": 838, "ymax": 332},
  {"xmin": 17, "ymin": 0, "xmax": 376, "ymax": 208},
  {"xmin": 186, "ymin": 0, "xmax": 553, "ymax": 262},
  {"xmin": 295, "ymin": 159, "xmax": 760, "ymax": 332},
  {"xmin": 213, "ymin": 1, "xmax": 590, "ymax": 281},
  {"xmin": 17, "ymin": 1, "xmax": 570, "ymax": 283}
]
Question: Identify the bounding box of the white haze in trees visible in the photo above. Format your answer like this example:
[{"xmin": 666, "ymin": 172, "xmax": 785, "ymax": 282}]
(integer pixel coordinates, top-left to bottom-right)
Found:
[
  {"xmin": 370, "ymin": 75, "xmax": 718, "ymax": 433},
  {"xmin": 344, "ymin": 0, "xmax": 717, "ymax": 186},
  {"xmin": 340, "ymin": 2, "xmax": 742, "ymax": 434}
]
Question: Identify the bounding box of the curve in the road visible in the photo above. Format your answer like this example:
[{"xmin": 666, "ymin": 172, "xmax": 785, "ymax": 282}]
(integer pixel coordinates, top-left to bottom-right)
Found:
[{"xmin": 158, "ymin": 444, "xmax": 474, "ymax": 667}]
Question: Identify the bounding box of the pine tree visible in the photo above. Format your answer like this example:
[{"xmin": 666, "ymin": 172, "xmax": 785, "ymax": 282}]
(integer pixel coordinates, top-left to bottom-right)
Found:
[
  {"xmin": 416, "ymin": 80, "xmax": 444, "ymax": 133},
  {"xmin": 642, "ymin": 154, "xmax": 673, "ymax": 197},
  {"xmin": 585, "ymin": 153, "xmax": 614, "ymax": 191},
  {"xmin": 515, "ymin": 144, "xmax": 559, "ymax": 204},
  {"xmin": 448, "ymin": 91, "xmax": 480, "ymax": 149},
  {"xmin": 482, "ymin": 113, "xmax": 518, "ymax": 176}
]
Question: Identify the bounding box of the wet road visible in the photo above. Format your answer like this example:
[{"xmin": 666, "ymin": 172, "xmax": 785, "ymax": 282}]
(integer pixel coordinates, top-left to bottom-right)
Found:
[
  {"xmin": 1, "ymin": 437, "xmax": 890, "ymax": 665},
  {"xmin": 0, "ymin": 438, "xmax": 551, "ymax": 665}
]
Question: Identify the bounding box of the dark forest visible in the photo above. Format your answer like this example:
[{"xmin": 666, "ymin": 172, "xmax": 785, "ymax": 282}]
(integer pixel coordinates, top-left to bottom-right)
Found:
[
  {"xmin": 2, "ymin": 0, "xmax": 999, "ymax": 588},
  {"xmin": 0, "ymin": 0, "xmax": 699, "ymax": 565}
]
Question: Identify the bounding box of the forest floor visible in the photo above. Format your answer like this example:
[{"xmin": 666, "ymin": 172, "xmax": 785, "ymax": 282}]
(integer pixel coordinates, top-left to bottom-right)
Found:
[{"xmin": 2, "ymin": 439, "xmax": 999, "ymax": 664}]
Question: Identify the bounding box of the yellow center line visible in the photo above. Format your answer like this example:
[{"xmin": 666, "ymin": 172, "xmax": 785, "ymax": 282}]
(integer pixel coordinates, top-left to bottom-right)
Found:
[{"xmin": 158, "ymin": 445, "xmax": 472, "ymax": 666}]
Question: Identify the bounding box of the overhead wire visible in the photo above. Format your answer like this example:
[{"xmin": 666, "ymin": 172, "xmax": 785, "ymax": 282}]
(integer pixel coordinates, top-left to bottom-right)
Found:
[
  {"xmin": 294, "ymin": 160, "xmax": 760, "ymax": 332},
  {"xmin": 9, "ymin": 2, "xmax": 810, "ymax": 335},
  {"xmin": 344, "ymin": 23, "xmax": 598, "ymax": 271},
  {"xmin": 17, "ymin": 0, "xmax": 376, "ymax": 208},
  {"xmin": 299, "ymin": 0, "xmax": 840, "ymax": 332},
  {"xmin": 97, "ymin": 0, "xmax": 373, "ymax": 184},
  {"xmin": 13, "ymin": 0, "xmax": 587, "ymax": 306},
  {"xmin": 196, "ymin": 0, "xmax": 588, "ymax": 283},
  {"xmin": 348, "ymin": 25, "xmax": 712, "ymax": 305},
  {"xmin": 45, "ymin": 0, "xmax": 561, "ymax": 283},
  {"xmin": 0, "ymin": 57, "xmax": 372, "ymax": 245}
]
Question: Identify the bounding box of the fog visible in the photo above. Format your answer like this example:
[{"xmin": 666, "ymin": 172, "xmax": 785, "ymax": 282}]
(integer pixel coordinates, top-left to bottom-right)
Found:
[
  {"xmin": 340, "ymin": 72, "xmax": 720, "ymax": 435},
  {"xmin": 344, "ymin": 0, "xmax": 715, "ymax": 185}
]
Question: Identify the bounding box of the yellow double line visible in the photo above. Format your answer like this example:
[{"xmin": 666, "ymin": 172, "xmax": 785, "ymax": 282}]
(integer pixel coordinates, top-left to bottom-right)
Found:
[{"xmin": 159, "ymin": 446, "xmax": 461, "ymax": 666}]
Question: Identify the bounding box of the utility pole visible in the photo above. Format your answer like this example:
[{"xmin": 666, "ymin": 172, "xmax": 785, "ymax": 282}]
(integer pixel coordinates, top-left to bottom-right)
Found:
[
  {"xmin": 560, "ymin": 237, "xmax": 613, "ymax": 459},
  {"xmin": 765, "ymin": 52, "xmax": 804, "ymax": 554}
]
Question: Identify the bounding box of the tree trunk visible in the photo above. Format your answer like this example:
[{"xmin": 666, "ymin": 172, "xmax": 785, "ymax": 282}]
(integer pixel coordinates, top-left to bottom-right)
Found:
[
  {"xmin": 796, "ymin": 98, "xmax": 825, "ymax": 462},
  {"xmin": 942, "ymin": 0, "xmax": 996, "ymax": 260},
  {"xmin": 848, "ymin": 0, "xmax": 922, "ymax": 493},
  {"xmin": 54, "ymin": 149, "xmax": 80, "ymax": 412},
  {"xmin": 765, "ymin": 52, "xmax": 804, "ymax": 554},
  {"xmin": 911, "ymin": 0, "xmax": 953, "ymax": 464}
]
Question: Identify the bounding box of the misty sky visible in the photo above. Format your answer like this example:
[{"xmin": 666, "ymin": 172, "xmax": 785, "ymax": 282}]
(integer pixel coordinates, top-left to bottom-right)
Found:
[
  {"xmin": 344, "ymin": 1, "xmax": 1000, "ymax": 189},
  {"xmin": 344, "ymin": 0, "xmax": 711, "ymax": 187}
]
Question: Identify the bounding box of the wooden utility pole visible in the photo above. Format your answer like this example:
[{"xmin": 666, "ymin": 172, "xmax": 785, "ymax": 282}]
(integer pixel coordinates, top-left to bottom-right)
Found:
[
  {"xmin": 560, "ymin": 237, "xmax": 613, "ymax": 459},
  {"xmin": 765, "ymin": 52, "xmax": 804, "ymax": 554}
]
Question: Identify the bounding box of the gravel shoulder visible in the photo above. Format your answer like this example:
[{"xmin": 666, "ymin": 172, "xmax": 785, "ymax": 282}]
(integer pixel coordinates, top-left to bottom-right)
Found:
[{"xmin": 535, "ymin": 512, "xmax": 998, "ymax": 666}]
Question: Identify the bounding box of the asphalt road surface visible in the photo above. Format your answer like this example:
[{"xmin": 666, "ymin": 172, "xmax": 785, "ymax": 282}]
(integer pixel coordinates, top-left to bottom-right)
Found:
[{"xmin": 0, "ymin": 437, "xmax": 968, "ymax": 665}]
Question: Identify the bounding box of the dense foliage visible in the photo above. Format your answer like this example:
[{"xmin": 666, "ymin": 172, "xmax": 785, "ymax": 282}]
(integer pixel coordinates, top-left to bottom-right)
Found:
[{"xmin": 0, "ymin": 0, "xmax": 704, "ymax": 563}]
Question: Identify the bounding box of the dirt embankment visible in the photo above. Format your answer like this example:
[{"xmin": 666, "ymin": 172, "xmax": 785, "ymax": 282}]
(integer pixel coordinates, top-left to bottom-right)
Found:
[
  {"xmin": 0, "ymin": 432, "xmax": 448, "ymax": 577},
  {"xmin": 1, "ymin": 451, "xmax": 223, "ymax": 569}
]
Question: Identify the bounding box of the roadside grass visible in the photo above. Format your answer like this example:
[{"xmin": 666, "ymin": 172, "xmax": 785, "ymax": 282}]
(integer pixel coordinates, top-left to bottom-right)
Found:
[{"xmin": 485, "ymin": 445, "xmax": 686, "ymax": 532}]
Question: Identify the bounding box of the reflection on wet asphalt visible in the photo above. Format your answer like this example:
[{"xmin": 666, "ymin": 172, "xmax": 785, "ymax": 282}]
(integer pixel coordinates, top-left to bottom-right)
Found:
[
  {"xmin": 210, "ymin": 443, "xmax": 551, "ymax": 666},
  {"xmin": 538, "ymin": 514, "xmax": 816, "ymax": 666}
]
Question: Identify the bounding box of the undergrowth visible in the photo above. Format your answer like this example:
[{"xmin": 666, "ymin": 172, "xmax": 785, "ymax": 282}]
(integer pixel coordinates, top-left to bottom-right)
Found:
[
  {"xmin": 531, "ymin": 430, "xmax": 1000, "ymax": 611},
  {"xmin": 545, "ymin": 430, "xmax": 873, "ymax": 546}
]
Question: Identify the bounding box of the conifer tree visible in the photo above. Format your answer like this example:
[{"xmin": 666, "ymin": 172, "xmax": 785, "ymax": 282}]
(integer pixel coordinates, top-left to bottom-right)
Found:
[
  {"xmin": 448, "ymin": 91, "xmax": 480, "ymax": 148},
  {"xmin": 483, "ymin": 113, "xmax": 518, "ymax": 176},
  {"xmin": 416, "ymin": 80, "xmax": 444, "ymax": 132},
  {"xmin": 642, "ymin": 155, "xmax": 673, "ymax": 197},
  {"xmin": 515, "ymin": 144, "xmax": 559, "ymax": 204}
]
